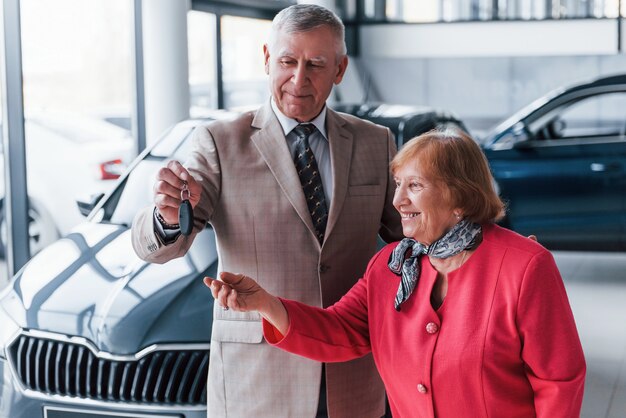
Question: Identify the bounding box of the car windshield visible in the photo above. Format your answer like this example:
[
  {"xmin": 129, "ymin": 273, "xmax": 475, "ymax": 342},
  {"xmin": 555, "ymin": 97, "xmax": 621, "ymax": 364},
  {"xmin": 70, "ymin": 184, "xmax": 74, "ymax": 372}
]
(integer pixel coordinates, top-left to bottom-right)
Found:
[
  {"xmin": 92, "ymin": 122, "xmax": 200, "ymax": 226},
  {"xmin": 482, "ymin": 87, "xmax": 564, "ymax": 144}
]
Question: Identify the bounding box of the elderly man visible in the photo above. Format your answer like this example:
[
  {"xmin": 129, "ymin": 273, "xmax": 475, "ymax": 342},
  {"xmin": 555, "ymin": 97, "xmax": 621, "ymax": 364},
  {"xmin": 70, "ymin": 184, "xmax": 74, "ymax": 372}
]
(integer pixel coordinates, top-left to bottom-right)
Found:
[{"xmin": 131, "ymin": 4, "xmax": 402, "ymax": 418}]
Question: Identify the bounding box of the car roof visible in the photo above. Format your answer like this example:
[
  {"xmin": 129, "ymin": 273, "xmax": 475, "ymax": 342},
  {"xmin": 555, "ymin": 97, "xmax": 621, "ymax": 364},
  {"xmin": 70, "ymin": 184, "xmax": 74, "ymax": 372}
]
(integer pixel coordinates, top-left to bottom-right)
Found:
[
  {"xmin": 483, "ymin": 73, "xmax": 626, "ymax": 142},
  {"xmin": 576, "ymin": 73, "xmax": 626, "ymax": 89}
]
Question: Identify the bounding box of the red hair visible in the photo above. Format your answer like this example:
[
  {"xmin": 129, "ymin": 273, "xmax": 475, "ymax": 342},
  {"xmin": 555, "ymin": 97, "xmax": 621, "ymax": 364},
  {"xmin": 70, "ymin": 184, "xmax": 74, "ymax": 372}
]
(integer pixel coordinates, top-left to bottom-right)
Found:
[{"xmin": 391, "ymin": 128, "xmax": 505, "ymax": 223}]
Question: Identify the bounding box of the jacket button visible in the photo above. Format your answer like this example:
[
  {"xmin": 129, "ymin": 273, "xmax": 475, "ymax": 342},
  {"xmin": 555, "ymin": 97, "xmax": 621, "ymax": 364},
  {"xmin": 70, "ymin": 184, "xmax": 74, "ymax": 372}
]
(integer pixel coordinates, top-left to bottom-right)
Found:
[
  {"xmin": 319, "ymin": 264, "xmax": 329, "ymax": 274},
  {"xmin": 417, "ymin": 383, "xmax": 428, "ymax": 394},
  {"xmin": 425, "ymin": 322, "xmax": 439, "ymax": 334}
]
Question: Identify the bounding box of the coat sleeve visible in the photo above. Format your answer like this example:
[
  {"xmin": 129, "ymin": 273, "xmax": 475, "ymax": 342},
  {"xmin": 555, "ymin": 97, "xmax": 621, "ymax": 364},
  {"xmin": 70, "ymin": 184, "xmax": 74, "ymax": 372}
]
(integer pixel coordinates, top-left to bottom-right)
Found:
[
  {"xmin": 131, "ymin": 124, "xmax": 222, "ymax": 263},
  {"xmin": 516, "ymin": 250, "xmax": 586, "ymax": 418},
  {"xmin": 378, "ymin": 128, "xmax": 403, "ymax": 244},
  {"xmin": 263, "ymin": 252, "xmax": 387, "ymax": 362}
]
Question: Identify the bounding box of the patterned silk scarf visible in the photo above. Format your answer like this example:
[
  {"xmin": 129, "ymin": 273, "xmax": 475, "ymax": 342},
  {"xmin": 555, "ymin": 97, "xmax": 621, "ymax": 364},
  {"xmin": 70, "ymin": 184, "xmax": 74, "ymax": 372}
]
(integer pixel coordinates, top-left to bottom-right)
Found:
[{"xmin": 388, "ymin": 219, "xmax": 482, "ymax": 311}]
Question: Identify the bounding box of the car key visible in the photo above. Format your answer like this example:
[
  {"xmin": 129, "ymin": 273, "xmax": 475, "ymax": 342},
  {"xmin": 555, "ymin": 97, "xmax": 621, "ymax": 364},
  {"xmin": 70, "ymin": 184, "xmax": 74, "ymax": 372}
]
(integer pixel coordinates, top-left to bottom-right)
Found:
[{"xmin": 179, "ymin": 181, "xmax": 194, "ymax": 236}]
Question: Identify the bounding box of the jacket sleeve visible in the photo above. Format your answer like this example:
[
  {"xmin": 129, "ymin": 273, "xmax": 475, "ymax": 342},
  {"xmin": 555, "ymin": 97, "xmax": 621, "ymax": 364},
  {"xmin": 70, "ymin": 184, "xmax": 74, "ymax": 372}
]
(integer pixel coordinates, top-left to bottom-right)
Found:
[
  {"xmin": 378, "ymin": 128, "xmax": 403, "ymax": 244},
  {"xmin": 517, "ymin": 250, "xmax": 586, "ymax": 418},
  {"xmin": 263, "ymin": 252, "xmax": 387, "ymax": 362},
  {"xmin": 131, "ymin": 124, "xmax": 222, "ymax": 263}
]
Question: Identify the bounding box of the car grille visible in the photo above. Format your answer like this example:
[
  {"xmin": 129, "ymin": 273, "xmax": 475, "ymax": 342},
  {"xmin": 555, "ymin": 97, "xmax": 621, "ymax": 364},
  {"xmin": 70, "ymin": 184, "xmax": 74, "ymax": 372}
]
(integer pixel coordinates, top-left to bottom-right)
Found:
[{"xmin": 9, "ymin": 334, "xmax": 208, "ymax": 405}]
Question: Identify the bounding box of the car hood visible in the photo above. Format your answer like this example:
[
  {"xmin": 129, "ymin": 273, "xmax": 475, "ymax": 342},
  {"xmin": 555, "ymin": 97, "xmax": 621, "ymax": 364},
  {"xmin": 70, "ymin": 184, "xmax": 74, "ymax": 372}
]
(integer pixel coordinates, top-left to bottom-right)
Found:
[{"xmin": 0, "ymin": 222, "xmax": 217, "ymax": 354}]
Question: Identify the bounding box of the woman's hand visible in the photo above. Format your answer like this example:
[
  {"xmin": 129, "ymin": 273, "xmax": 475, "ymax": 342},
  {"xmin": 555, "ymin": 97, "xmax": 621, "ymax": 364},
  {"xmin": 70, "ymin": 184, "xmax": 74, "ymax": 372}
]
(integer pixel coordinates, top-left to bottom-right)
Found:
[
  {"xmin": 204, "ymin": 272, "xmax": 290, "ymax": 334},
  {"xmin": 204, "ymin": 272, "xmax": 266, "ymax": 312}
]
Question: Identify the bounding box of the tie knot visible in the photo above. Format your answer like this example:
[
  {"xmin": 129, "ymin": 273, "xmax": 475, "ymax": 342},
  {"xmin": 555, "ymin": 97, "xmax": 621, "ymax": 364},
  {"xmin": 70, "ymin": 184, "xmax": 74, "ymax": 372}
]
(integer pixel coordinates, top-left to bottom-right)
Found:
[{"xmin": 293, "ymin": 123, "xmax": 316, "ymax": 139}]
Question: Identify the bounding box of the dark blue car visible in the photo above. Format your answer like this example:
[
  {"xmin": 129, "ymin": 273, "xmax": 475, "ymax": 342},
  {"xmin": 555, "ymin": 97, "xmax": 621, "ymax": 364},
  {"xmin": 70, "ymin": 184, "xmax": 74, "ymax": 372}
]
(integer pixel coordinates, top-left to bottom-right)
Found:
[
  {"xmin": 340, "ymin": 76, "xmax": 626, "ymax": 251},
  {"xmin": 482, "ymin": 74, "xmax": 626, "ymax": 251}
]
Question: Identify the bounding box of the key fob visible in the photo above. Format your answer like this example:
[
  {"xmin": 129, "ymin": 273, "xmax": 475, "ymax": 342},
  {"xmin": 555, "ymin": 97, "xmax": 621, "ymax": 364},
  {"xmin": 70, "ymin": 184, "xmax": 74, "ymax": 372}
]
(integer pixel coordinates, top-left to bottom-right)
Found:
[{"xmin": 179, "ymin": 182, "xmax": 194, "ymax": 236}]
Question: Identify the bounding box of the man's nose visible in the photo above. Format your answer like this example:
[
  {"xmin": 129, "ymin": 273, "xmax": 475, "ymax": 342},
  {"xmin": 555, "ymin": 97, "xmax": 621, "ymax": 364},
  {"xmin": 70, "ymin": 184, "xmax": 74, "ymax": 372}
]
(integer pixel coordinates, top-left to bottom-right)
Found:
[{"xmin": 291, "ymin": 63, "xmax": 308, "ymax": 87}]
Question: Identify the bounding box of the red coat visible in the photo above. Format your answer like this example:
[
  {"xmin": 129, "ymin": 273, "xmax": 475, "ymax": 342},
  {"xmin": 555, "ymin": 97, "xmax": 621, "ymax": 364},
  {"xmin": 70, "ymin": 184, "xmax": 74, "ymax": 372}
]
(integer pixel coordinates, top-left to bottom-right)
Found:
[{"xmin": 264, "ymin": 224, "xmax": 586, "ymax": 417}]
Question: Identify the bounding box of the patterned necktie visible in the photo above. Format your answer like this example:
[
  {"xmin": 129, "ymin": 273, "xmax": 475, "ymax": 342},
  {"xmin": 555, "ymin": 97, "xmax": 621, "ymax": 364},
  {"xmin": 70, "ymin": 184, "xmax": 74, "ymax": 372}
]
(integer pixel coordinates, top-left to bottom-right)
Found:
[{"xmin": 292, "ymin": 123, "xmax": 328, "ymax": 244}]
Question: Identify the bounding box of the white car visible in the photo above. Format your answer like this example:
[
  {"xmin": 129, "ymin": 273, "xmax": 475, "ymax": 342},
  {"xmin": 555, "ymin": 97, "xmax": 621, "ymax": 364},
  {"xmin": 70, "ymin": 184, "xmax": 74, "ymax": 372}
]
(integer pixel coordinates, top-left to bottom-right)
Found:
[{"xmin": 0, "ymin": 113, "xmax": 134, "ymax": 258}]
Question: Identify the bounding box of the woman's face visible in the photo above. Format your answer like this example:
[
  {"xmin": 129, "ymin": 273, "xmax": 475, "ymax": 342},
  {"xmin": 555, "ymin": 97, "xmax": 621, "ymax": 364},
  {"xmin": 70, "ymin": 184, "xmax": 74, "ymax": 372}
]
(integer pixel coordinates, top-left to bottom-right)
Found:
[{"xmin": 392, "ymin": 162, "xmax": 459, "ymax": 245}]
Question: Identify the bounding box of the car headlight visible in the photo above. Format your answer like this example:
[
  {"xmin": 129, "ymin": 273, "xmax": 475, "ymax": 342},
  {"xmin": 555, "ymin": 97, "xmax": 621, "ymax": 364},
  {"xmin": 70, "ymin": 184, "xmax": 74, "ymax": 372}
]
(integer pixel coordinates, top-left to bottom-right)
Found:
[{"xmin": 0, "ymin": 304, "xmax": 20, "ymax": 360}]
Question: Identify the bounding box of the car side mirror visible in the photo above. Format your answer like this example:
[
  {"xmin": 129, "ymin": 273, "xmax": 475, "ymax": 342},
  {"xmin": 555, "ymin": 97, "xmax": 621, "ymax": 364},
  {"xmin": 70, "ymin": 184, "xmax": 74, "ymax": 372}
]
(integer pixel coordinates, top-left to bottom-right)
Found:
[{"xmin": 76, "ymin": 192, "xmax": 104, "ymax": 217}]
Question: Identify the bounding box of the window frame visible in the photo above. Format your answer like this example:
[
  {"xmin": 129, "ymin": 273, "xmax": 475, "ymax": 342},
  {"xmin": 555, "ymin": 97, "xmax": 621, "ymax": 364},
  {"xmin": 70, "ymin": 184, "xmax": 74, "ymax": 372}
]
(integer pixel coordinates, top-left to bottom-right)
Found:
[{"xmin": 191, "ymin": 0, "xmax": 292, "ymax": 109}]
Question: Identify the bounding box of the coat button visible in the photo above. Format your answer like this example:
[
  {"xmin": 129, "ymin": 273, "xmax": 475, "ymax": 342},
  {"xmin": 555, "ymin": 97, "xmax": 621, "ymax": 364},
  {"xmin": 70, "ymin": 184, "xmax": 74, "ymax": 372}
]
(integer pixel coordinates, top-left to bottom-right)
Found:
[
  {"xmin": 319, "ymin": 264, "xmax": 329, "ymax": 274},
  {"xmin": 417, "ymin": 383, "xmax": 428, "ymax": 394},
  {"xmin": 425, "ymin": 322, "xmax": 439, "ymax": 334}
]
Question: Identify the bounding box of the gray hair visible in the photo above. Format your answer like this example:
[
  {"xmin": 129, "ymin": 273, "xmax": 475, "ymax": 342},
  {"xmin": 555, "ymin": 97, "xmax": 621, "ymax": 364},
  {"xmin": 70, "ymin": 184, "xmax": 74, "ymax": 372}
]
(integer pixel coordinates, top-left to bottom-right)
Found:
[{"xmin": 270, "ymin": 4, "xmax": 347, "ymax": 57}]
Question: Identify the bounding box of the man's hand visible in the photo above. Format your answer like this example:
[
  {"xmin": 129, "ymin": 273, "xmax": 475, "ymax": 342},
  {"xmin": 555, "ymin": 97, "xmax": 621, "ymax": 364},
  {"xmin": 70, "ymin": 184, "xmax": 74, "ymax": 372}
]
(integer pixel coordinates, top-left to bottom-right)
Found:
[{"xmin": 153, "ymin": 160, "xmax": 202, "ymax": 225}]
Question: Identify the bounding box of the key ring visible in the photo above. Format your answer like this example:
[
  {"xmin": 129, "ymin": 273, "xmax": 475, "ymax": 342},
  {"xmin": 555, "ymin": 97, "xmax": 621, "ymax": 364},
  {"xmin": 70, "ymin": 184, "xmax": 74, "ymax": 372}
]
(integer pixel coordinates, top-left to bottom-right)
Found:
[
  {"xmin": 181, "ymin": 181, "xmax": 190, "ymax": 201},
  {"xmin": 179, "ymin": 181, "xmax": 194, "ymax": 236}
]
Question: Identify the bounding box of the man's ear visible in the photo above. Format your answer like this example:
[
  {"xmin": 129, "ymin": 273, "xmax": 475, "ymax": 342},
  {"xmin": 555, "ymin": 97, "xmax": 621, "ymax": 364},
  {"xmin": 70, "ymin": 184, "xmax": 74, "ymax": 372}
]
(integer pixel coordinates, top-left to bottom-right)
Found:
[
  {"xmin": 333, "ymin": 55, "xmax": 349, "ymax": 85},
  {"xmin": 263, "ymin": 44, "xmax": 270, "ymax": 75}
]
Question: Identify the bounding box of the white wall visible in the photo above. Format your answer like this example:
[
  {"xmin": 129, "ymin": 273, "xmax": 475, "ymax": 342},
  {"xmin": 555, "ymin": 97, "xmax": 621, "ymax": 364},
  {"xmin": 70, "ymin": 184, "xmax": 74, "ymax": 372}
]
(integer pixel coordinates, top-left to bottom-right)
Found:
[{"xmin": 360, "ymin": 19, "xmax": 619, "ymax": 58}]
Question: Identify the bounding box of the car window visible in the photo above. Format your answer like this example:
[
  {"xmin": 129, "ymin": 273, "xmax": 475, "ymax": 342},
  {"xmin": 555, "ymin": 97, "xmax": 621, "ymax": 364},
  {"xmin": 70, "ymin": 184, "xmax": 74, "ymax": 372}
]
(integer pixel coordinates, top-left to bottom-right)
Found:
[
  {"xmin": 534, "ymin": 92, "xmax": 626, "ymax": 140},
  {"xmin": 108, "ymin": 160, "xmax": 163, "ymax": 225},
  {"xmin": 559, "ymin": 92, "xmax": 626, "ymax": 138},
  {"xmin": 96, "ymin": 125, "xmax": 198, "ymax": 226}
]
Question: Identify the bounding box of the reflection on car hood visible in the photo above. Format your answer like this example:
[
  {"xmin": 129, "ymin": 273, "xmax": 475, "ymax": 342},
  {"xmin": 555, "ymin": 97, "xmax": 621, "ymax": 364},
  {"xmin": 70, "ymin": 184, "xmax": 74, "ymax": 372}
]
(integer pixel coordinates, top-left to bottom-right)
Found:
[{"xmin": 1, "ymin": 222, "xmax": 218, "ymax": 354}]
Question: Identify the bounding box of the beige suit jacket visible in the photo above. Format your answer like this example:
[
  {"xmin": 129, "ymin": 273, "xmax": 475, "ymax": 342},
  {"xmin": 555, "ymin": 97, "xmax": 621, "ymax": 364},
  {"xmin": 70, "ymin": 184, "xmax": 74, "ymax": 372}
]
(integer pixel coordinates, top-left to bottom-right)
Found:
[{"xmin": 132, "ymin": 101, "xmax": 403, "ymax": 418}]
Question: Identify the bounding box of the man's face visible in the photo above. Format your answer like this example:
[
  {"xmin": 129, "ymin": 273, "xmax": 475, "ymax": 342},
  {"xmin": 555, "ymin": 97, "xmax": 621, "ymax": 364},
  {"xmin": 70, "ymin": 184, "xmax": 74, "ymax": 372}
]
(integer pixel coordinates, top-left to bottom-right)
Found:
[{"xmin": 264, "ymin": 26, "xmax": 348, "ymax": 122}]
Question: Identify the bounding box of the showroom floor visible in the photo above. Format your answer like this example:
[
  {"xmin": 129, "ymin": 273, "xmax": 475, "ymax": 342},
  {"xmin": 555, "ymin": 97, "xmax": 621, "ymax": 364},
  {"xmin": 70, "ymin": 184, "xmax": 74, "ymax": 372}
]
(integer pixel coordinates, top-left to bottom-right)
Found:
[
  {"xmin": 1, "ymin": 251, "xmax": 625, "ymax": 417},
  {"xmin": 556, "ymin": 251, "xmax": 626, "ymax": 418}
]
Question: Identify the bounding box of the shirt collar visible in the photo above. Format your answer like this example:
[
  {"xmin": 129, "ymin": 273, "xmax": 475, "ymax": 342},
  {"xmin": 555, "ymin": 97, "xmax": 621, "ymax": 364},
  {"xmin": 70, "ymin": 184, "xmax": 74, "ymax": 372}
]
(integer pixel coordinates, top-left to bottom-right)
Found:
[{"xmin": 270, "ymin": 98, "xmax": 328, "ymax": 141}]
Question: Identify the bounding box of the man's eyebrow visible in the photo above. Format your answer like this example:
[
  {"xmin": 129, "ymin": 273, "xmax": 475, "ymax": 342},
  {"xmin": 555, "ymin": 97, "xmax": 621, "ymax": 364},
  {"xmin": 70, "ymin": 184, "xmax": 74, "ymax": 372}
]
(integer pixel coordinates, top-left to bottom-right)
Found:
[
  {"xmin": 276, "ymin": 48, "xmax": 294, "ymax": 57},
  {"xmin": 275, "ymin": 50, "xmax": 328, "ymax": 63}
]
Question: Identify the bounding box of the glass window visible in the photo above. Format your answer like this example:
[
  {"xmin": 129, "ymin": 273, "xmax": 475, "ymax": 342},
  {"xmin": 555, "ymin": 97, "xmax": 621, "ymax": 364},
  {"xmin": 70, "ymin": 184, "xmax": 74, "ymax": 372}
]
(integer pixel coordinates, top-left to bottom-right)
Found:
[
  {"xmin": 0, "ymin": 26, "xmax": 4, "ymax": 288},
  {"xmin": 188, "ymin": 10, "xmax": 218, "ymax": 116},
  {"xmin": 342, "ymin": 0, "xmax": 358, "ymax": 20},
  {"xmin": 387, "ymin": 0, "xmax": 442, "ymax": 22},
  {"xmin": 556, "ymin": 93, "xmax": 626, "ymax": 139},
  {"xmin": 373, "ymin": 0, "xmax": 618, "ymax": 22},
  {"xmin": 20, "ymin": 0, "xmax": 134, "ymax": 254},
  {"xmin": 605, "ymin": 0, "xmax": 626, "ymax": 17},
  {"xmin": 221, "ymin": 15, "xmax": 271, "ymax": 110},
  {"xmin": 363, "ymin": 0, "xmax": 379, "ymax": 18}
]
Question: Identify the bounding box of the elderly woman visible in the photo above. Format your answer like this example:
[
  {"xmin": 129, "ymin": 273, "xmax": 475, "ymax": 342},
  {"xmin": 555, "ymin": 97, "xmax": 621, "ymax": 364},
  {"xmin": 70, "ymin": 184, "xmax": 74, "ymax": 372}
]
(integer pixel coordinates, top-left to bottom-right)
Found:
[{"xmin": 205, "ymin": 129, "xmax": 586, "ymax": 418}]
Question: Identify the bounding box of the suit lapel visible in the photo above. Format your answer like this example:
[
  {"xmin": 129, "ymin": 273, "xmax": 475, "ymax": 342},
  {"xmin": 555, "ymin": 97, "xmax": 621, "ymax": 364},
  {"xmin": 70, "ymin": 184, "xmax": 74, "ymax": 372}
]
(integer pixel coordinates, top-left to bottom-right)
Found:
[
  {"xmin": 325, "ymin": 109, "xmax": 353, "ymax": 240},
  {"xmin": 250, "ymin": 103, "xmax": 319, "ymax": 243}
]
